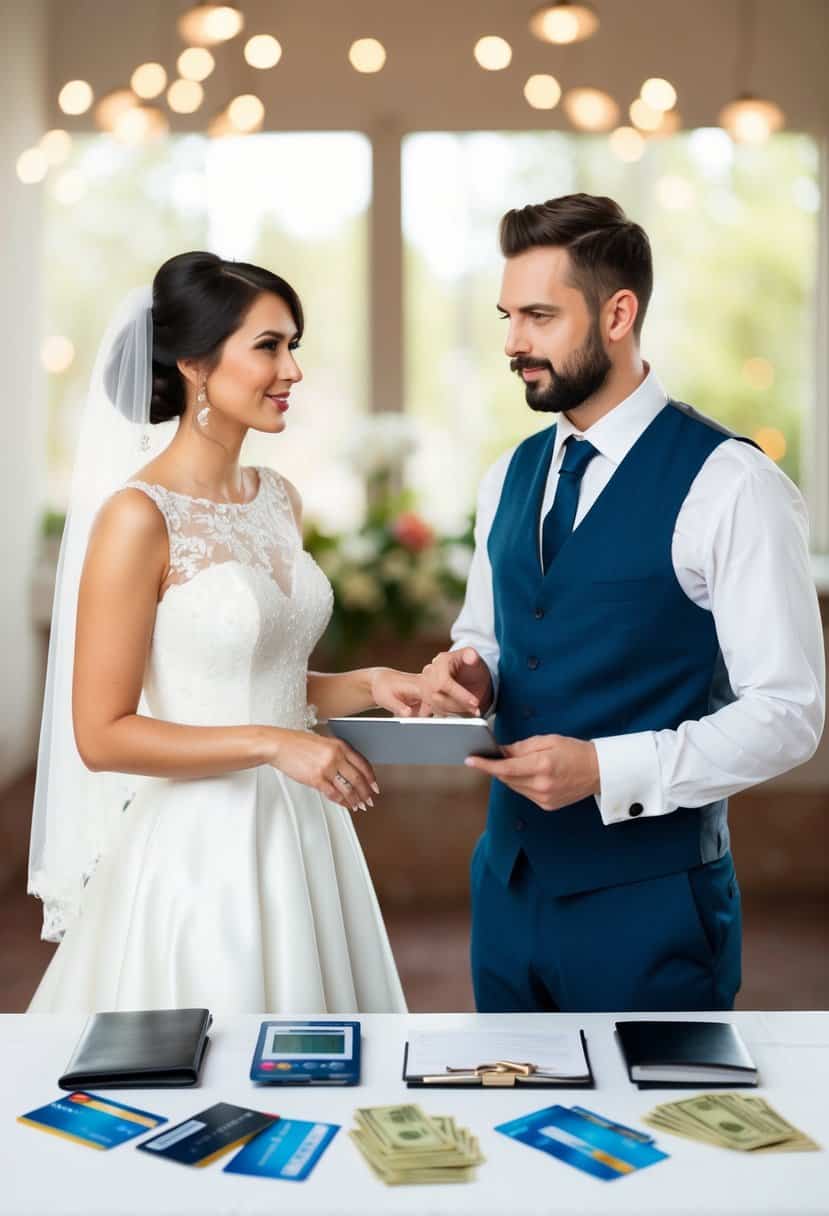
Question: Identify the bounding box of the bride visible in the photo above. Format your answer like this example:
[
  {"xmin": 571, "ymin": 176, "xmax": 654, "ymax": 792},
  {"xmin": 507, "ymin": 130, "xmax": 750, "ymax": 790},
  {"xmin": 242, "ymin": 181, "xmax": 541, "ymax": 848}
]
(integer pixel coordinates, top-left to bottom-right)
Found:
[{"xmin": 27, "ymin": 251, "xmax": 425, "ymax": 1014}]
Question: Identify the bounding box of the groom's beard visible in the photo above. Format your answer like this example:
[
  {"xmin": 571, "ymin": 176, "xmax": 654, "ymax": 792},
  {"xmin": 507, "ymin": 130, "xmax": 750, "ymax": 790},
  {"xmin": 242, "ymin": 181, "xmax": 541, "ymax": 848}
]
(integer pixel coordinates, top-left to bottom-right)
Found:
[{"xmin": 511, "ymin": 320, "xmax": 611, "ymax": 414}]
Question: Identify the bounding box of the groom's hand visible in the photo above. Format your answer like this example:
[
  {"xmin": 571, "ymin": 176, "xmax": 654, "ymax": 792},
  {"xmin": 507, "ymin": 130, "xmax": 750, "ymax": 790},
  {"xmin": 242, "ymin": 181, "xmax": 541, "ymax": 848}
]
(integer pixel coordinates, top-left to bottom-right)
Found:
[
  {"xmin": 465, "ymin": 734, "xmax": 601, "ymax": 811},
  {"xmin": 420, "ymin": 648, "xmax": 493, "ymax": 716}
]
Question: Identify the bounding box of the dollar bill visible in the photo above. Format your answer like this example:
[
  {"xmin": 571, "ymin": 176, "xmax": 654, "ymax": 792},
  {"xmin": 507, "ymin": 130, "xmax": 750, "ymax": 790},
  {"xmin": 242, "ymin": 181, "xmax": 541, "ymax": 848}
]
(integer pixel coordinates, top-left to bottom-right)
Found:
[
  {"xmin": 355, "ymin": 1104, "xmax": 449, "ymax": 1152},
  {"xmin": 644, "ymin": 1093, "xmax": 818, "ymax": 1153},
  {"xmin": 350, "ymin": 1106, "xmax": 484, "ymax": 1185}
]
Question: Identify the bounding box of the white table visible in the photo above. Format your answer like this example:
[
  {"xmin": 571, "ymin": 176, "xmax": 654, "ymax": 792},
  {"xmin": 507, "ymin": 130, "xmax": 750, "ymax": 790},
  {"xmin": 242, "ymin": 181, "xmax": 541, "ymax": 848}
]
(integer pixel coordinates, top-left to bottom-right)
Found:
[{"xmin": 2, "ymin": 1011, "xmax": 827, "ymax": 1216}]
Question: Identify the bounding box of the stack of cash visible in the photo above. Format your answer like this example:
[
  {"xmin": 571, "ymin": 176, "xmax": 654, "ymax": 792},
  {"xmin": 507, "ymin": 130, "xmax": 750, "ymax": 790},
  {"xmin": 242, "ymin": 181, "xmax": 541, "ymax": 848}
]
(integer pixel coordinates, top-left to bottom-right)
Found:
[
  {"xmin": 643, "ymin": 1093, "xmax": 818, "ymax": 1152},
  {"xmin": 350, "ymin": 1104, "xmax": 485, "ymax": 1185}
]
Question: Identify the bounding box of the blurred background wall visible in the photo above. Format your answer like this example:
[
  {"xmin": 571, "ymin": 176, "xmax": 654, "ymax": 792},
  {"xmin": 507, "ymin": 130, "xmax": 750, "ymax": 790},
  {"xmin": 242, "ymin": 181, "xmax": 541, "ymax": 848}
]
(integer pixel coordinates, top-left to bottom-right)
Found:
[{"xmin": 1, "ymin": 0, "xmax": 827, "ymax": 1011}]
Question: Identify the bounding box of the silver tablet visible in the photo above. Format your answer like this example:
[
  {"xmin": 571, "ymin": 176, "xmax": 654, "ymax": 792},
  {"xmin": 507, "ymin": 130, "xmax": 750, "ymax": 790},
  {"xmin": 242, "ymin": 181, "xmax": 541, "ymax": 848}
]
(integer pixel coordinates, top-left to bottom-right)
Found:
[{"xmin": 327, "ymin": 716, "xmax": 503, "ymax": 766}]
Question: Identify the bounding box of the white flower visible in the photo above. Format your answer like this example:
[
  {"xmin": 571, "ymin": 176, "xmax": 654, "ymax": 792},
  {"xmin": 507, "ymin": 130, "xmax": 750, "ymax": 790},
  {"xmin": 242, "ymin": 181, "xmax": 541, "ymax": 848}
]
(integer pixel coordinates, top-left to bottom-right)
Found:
[
  {"xmin": 339, "ymin": 571, "xmax": 385, "ymax": 611},
  {"xmin": 380, "ymin": 551, "xmax": 411, "ymax": 582},
  {"xmin": 345, "ymin": 412, "xmax": 418, "ymax": 477},
  {"xmin": 339, "ymin": 533, "xmax": 380, "ymax": 564}
]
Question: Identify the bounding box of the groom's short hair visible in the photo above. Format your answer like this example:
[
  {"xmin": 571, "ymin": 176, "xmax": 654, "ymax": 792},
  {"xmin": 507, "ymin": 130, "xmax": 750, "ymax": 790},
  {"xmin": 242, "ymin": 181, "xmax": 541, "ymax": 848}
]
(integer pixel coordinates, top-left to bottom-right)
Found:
[{"xmin": 499, "ymin": 193, "xmax": 653, "ymax": 337}]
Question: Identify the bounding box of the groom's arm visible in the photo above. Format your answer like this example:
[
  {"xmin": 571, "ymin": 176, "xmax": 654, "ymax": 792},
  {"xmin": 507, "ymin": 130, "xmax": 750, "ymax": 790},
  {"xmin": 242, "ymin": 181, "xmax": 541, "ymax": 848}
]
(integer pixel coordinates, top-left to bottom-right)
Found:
[{"xmin": 446, "ymin": 452, "xmax": 515, "ymax": 712}]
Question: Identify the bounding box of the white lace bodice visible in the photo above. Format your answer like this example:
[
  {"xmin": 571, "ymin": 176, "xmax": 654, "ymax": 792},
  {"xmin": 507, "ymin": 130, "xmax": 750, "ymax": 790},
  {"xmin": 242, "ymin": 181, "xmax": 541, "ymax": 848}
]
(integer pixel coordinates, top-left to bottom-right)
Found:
[{"xmin": 122, "ymin": 467, "xmax": 333, "ymax": 731}]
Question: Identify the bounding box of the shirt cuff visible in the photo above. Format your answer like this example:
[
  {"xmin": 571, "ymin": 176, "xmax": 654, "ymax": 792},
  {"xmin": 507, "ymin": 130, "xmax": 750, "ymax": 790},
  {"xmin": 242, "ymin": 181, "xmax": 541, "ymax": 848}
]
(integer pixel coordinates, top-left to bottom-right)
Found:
[{"xmin": 592, "ymin": 731, "xmax": 664, "ymax": 825}]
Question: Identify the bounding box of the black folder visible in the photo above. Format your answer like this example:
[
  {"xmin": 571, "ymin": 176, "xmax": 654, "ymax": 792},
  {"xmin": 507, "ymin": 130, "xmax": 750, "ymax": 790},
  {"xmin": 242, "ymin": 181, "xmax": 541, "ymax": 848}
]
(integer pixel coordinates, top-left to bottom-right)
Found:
[
  {"xmin": 615, "ymin": 1020, "xmax": 759, "ymax": 1089},
  {"xmin": 59, "ymin": 1008, "xmax": 212, "ymax": 1090}
]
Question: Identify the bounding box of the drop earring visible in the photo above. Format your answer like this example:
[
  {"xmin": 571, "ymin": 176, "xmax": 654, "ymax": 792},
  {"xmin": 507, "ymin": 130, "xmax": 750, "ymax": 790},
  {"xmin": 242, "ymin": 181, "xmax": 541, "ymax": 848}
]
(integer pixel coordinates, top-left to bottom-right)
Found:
[{"xmin": 196, "ymin": 383, "xmax": 210, "ymax": 428}]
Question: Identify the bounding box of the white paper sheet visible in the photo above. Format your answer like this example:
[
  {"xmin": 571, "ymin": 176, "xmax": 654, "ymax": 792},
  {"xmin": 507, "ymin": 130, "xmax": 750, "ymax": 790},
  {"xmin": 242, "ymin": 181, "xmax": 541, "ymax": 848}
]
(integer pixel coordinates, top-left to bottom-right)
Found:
[{"xmin": 405, "ymin": 1029, "xmax": 590, "ymax": 1080}]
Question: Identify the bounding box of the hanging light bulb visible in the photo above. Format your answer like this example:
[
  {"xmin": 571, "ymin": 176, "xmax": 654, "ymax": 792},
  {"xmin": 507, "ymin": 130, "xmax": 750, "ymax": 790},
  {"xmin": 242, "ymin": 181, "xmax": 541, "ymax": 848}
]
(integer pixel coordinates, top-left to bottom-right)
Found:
[
  {"xmin": 178, "ymin": 47, "xmax": 215, "ymax": 81},
  {"xmin": 58, "ymin": 80, "xmax": 94, "ymax": 115},
  {"xmin": 648, "ymin": 108, "xmax": 682, "ymax": 139},
  {"xmin": 629, "ymin": 98, "xmax": 664, "ymax": 133},
  {"xmin": 207, "ymin": 108, "xmax": 234, "ymax": 138},
  {"xmin": 39, "ymin": 129, "xmax": 73, "ymax": 165},
  {"xmin": 16, "ymin": 148, "xmax": 49, "ymax": 184},
  {"xmin": 41, "ymin": 336, "xmax": 75, "ymax": 374},
  {"xmin": 563, "ymin": 87, "xmax": 619, "ymax": 132},
  {"xmin": 609, "ymin": 126, "xmax": 646, "ymax": 163},
  {"xmin": 719, "ymin": 0, "xmax": 785, "ymax": 143},
  {"xmin": 640, "ymin": 77, "xmax": 677, "ymax": 112},
  {"xmin": 227, "ymin": 93, "xmax": 265, "ymax": 133},
  {"xmin": 244, "ymin": 34, "xmax": 282, "ymax": 69},
  {"xmin": 523, "ymin": 74, "xmax": 562, "ymax": 110},
  {"xmin": 167, "ymin": 79, "xmax": 205, "ymax": 114},
  {"xmin": 94, "ymin": 89, "xmax": 138, "ymax": 133},
  {"xmin": 348, "ymin": 38, "xmax": 387, "ymax": 73},
  {"xmin": 719, "ymin": 94, "xmax": 784, "ymax": 143},
  {"xmin": 131, "ymin": 63, "xmax": 167, "ymax": 100},
  {"xmin": 177, "ymin": 4, "xmax": 244, "ymax": 47},
  {"xmin": 113, "ymin": 105, "xmax": 169, "ymax": 145},
  {"xmin": 529, "ymin": 2, "xmax": 599, "ymax": 45},
  {"xmin": 473, "ymin": 36, "xmax": 513, "ymax": 71}
]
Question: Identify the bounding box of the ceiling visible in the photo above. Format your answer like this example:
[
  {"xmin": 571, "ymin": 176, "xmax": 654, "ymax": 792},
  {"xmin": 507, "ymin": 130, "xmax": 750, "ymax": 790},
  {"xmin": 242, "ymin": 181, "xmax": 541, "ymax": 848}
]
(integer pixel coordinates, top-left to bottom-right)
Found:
[{"xmin": 44, "ymin": 0, "xmax": 829, "ymax": 135}]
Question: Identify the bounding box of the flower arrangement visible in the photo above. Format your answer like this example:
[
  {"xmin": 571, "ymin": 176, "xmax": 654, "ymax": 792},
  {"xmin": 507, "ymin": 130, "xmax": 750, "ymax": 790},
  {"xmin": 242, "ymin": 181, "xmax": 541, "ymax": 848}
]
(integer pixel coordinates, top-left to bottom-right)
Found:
[
  {"xmin": 305, "ymin": 497, "xmax": 473, "ymax": 661},
  {"xmin": 304, "ymin": 413, "xmax": 473, "ymax": 661}
]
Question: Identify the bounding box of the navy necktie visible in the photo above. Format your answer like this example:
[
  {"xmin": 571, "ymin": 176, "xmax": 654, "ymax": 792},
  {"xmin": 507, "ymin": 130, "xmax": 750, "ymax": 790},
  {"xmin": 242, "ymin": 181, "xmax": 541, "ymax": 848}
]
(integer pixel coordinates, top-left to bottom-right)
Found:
[{"xmin": 541, "ymin": 436, "xmax": 598, "ymax": 572}]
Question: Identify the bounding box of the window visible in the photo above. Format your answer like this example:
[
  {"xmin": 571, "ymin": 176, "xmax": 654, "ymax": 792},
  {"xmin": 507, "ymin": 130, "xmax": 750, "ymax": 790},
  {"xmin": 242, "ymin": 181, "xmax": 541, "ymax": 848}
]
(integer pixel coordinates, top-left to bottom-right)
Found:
[
  {"xmin": 403, "ymin": 131, "xmax": 819, "ymax": 524},
  {"xmin": 44, "ymin": 132, "xmax": 371, "ymax": 531}
]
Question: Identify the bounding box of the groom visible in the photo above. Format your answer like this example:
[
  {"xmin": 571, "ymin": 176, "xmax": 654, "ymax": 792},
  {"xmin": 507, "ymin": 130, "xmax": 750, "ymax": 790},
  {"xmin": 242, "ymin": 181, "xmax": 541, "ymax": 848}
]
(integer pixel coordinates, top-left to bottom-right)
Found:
[{"xmin": 420, "ymin": 193, "xmax": 824, "ymax": 1013}]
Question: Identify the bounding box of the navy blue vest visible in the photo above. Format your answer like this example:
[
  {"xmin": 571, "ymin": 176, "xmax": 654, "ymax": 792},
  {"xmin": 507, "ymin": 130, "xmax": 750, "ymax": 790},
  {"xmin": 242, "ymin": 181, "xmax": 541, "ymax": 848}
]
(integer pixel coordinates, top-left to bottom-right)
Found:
[{"xmin": 485, "ymin": 400, "xmax": 749, "ymax": 895}]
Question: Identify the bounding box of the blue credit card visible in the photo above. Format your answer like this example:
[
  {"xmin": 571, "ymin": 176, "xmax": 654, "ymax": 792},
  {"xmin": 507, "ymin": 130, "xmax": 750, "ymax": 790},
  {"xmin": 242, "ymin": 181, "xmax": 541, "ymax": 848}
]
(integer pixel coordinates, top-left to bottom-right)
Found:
[
  {"xmin": 224, "ymin": 1118, "xmax": 340, "ymax": 1180},
  {"xmin": 18, "ymin": 1092, "xmax": 166, "ymax": 1150},
  {"xmin": 137, "ymin": 1102, "xmax": 277, "ymax": 1167},
  {"xmin": 496, "ymin": 1104, "xmax": 668, "ymax": 1181}
]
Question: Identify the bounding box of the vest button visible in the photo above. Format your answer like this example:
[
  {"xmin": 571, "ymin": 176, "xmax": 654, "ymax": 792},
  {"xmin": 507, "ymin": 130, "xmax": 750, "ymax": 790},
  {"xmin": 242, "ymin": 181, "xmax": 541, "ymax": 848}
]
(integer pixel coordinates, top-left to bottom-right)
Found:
[
  {"xmin": 515, "ymin": 818, "xmax": 526, "ymax": 831},
  {"xmin": 534, "ymin": 606, "xmax": 544, "ymax": 620},
  {"xmin": 629, "ymin": 802, "xmax": 644, "ymax": 817},
  {"xmin": 527, "ymin": 656, "xmax": 540, "ymax": 670}
]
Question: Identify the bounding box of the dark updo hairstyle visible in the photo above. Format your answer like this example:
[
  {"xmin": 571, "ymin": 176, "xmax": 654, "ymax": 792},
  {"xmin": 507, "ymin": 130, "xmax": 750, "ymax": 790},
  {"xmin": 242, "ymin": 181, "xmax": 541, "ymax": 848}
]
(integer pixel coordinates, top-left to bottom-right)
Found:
[{"xmin": 106, "ymin": 252, "xmax": 303, "ymax": 423}]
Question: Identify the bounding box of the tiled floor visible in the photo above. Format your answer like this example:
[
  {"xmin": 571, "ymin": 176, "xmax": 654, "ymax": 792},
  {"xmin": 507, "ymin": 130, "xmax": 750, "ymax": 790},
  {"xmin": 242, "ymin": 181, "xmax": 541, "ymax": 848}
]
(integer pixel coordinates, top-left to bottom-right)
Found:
[{"xmin": 3, "ymin": 865, "xmax": 827, "ymax": 1012}]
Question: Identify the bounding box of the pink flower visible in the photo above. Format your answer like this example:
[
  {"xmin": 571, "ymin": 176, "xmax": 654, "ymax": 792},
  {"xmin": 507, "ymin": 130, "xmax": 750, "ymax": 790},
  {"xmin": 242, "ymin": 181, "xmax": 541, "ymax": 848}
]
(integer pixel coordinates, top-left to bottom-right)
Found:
[{"xmin": 392, "ymin": 511, "xmax": 435, "ymax": 552}]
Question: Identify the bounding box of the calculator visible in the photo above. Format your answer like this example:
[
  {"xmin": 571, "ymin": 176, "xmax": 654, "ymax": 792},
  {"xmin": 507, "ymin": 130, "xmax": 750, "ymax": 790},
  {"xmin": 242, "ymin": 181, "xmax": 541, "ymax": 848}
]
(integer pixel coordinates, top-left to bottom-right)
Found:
[{"xmin": 250, "ymin": 1020, "xmax": 361, "ymax": 1086}]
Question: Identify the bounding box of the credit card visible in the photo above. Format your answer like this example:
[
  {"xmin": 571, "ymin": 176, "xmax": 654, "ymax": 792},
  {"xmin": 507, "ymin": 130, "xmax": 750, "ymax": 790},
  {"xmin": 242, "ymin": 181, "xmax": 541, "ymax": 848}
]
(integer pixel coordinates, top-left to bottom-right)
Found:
[
  {"xmin": 496, "ymin": 1104, "xmax": 668, "ymax": 1181},
  {"xmin": 571, "ymin": 1106, "xmax": 655, "ymax": 1144},
  {"xmin": 224, "ymin": 1117, "xmax": 340, "ymax": 1180},
  {"xmin": 18, "ymin": 1092, "xmax": 166, "ymax": 1150},
  {"xmin": 137, "ymin": 1102, "xmax": 276, "ymax": 1167}
]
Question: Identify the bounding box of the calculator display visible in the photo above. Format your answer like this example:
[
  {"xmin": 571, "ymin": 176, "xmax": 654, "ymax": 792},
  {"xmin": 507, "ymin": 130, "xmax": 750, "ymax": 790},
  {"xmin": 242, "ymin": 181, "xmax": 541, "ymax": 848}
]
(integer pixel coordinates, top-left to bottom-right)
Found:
[{"xmin": 267, "ymin": 1031, "xmax": 347, "ymax": 1057}]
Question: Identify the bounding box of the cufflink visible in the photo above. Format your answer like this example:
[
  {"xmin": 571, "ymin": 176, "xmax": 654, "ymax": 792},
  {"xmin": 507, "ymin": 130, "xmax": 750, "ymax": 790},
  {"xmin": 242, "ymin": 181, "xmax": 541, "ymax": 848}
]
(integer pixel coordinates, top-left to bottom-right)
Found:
[{"xmin": 628, "ymin": 802, "xmax": 644, "ymax": 817}]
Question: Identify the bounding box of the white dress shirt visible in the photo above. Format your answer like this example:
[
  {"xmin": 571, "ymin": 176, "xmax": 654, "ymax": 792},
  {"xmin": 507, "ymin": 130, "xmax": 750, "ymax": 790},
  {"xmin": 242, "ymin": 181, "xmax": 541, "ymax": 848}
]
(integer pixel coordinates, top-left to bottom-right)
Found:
[{"xmin": 451, "ymin": 368, "xmax": 826, "ymax": 825}]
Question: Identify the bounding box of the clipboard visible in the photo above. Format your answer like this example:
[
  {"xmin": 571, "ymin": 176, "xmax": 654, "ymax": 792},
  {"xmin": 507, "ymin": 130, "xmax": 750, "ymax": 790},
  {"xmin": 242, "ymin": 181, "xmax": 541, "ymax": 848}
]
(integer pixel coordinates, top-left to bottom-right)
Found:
[
  {"xmin": 327, "ymin": 716, "xmax": 502, "ymax": 765},
  {"xmin": 402, "ymin": 1031, "xmax": 594, "ymax": 1089}
]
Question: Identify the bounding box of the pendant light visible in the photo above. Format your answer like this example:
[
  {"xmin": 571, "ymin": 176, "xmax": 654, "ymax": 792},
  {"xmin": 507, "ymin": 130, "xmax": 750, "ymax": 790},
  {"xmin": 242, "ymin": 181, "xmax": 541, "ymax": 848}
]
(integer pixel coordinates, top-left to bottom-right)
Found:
[
  {"xmin": 529, "ymin": 2, "xmax": 599, "ymax": 45},
  {"xmin": 177, "ymin": 4, "xmax": 244, "ymax": 47},
  {"xmin": 718, "ymin": 0, "xmax": 784, "ymax": 142}
]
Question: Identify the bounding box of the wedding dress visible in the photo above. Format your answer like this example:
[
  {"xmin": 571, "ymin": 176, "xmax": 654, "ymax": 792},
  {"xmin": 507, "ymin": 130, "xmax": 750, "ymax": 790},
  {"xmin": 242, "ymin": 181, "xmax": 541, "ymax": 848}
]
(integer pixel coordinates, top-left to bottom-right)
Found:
[{"xmin": 28, "ymin": 466, "xmax": 407, "ymax": 1014}]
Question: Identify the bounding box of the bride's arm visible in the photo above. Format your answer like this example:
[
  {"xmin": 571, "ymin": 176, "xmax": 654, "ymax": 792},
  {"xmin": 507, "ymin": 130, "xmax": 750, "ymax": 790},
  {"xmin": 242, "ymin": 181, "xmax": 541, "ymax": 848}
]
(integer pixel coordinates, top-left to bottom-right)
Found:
[
  {"xmin": 307, "ymin": 668, "xmax": 426, "ymax": 720},
  {"xmin": 73, "ymin": 491, "xmax": 292, "ymax": 779}
]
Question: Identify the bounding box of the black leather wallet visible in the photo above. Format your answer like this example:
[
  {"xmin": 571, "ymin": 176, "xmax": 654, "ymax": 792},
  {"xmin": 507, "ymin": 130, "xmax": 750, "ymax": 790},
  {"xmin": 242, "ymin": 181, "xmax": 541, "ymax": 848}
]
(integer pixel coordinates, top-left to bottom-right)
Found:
[{"xmin": 58, "ymin": 1008, "xmax": 212, "ymax": 1090}]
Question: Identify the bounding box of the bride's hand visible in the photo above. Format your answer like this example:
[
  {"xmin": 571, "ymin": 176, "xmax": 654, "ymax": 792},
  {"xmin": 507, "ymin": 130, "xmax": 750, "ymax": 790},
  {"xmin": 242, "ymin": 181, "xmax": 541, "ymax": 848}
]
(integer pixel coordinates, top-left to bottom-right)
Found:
[
  {"xmin": 268, "ymin": 730, "xmax": 379, "ymax": 812},
  {"xmin": 369, "ymin": 667, "xmax": 432, "ymax": 718}
]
